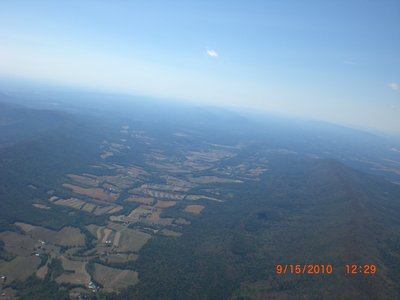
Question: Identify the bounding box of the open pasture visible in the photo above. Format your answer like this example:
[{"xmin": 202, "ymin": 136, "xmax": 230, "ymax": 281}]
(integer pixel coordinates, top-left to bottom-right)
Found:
[
  {"xmin": 54, "ymin": 198, "xmax": 85, "ymax": 209},
  {"xmin": 118, "ymin": 229, "xmax": 151, "ymax": 253},
  {"xmin": 67, "ymin": 174, "xmax": 100, "ymax": 187},
  {"xmin": 56, "ymin": 257, "xmax": 90, "ymax": 286},
  {"xmin": 0, "ymin": 231, "xmax": 38, "ymax": 256},
  {"xmin": 184, "ymin": 205, "xmax": 205, "ymax": 215},
  {"xmin": 32, "ymin": 203, "xmax": 51, "ymax": 210},
  {"xmin": 0, "ymin": 256, "xmax": 40, "ymax": 283},
  {"xmin": 16, "ymin": 223, "xmax": 85, "ymax": 247},
  {"xmin": 81, "ymin": 202, "xmax": 96, "ymax": 213},
  {"xmin": 125, "ymin": 196, "xmax": 155, "ymax": 205},
  {"xmin": 160, "ymin": 229, "xmax": 182, "ymax": 237},
  {"xmin": 92, "ymin": 263, "xmax": 138, "ymax": 292},
  {"xmin": 100, "ymin": 253, "xmax": 138, "ymax": 264},
  {"xmin": 63, "ymin": 183, "xmax": 118, "ymax": 202},
  {"xmin": 155, "ymin": 200, "xmax": 177, "ymax": 208},
  {"xmin": 144, "ymin": 210, "xmax": 174, "ymax": 226}
]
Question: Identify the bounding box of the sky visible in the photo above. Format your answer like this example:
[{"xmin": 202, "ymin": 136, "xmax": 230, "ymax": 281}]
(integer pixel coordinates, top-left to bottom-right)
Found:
[{"xmin": 0, "ymin": 0, "xmax": 399, "ymax": 133}]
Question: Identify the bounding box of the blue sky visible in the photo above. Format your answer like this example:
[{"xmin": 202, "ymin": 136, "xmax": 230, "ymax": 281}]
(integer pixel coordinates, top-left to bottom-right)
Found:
[{"xmin": 0, "ymin": 1, "xmax": 399, "ymax": 133}]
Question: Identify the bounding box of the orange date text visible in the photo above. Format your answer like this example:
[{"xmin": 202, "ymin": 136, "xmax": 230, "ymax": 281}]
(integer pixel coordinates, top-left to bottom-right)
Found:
[{"xmin": 275, "ymin": 264, "xmax": 333, "ymax": 275}]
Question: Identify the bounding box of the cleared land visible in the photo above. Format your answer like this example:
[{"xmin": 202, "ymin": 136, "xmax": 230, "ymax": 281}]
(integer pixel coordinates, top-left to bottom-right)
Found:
[
  {"xmin": 101, "ymin": 228, "xmax": 113, "ymax": 243},
  {"xmin": 131, "ymin": 188, "xmax": 185, "ymax": 200},
  {"xmin": 32, "ymin": 203, "xmax": 51, "ymax": 210},
  {"xmin": 113, "ymin": 231, "xmax": 122, "ymax": 247},
  {"xmin": 36, "ymin": 263, "xmax": 49, "ymax": 279},
  {"xmin": 54, "ymin": 198, "xmax": 85, "ymax": 209},
  {"xmin": 118, "ymin": 229, "xmax": 151, "ymax": 253},
  {"xmin": 144, "ymin": 211, "xmax": 174, "ymax": 226},
  {"xmin": 175, "ymin": 218, "xmax": 191, "ymax": 225},
  {"xmin": 94, "ymin": 205, "xmax": 123, "ymax": 215},
  {"xmin": 0, "ymin": 231, "xmax": 37, "ymax": 256},
  {"xmin": 86, "ymin": 224, "xmax": 100, "ymax": 238},
  {"xmin": 81, "ymin": 202, "xmax": 96, "ymax": 213},
  {"xmin": 92, "ymin": 263, "xmax": 138, "ymax": 292},
  {"xmin": 155, "ymin": 200, "xmax": 177, "ymax": 208},
  {"xmin": 160, "ymin": 229, "xmax": 182, "ymax": 237},
  {"xmin": 110, "ymin": 206, "xmax": 152, "ymax": 223},
  {"xmin": 189, "ymin": 176, "xmax": 242, "ymax": 184},
  {"xmin": 124, "ymin": 196, "xmax": 155, "ymax": 205},
  {"xmin": 63, "ymin": 183, "xmax": 118, "ymax": 202},
  {"xmin": 185, "ymin": 195, "xmax": 222, "ymax": 202},
  {"xmin": 0, "ymin": 256, "xmax": 40, "ymax": 283},
  {"xmin": 184, "ymin": 205, "xmax": 205, "ymax": 214},
  {"xmin": 56, "ymin": 257, "xmax": 90, "ymax": 285},
  {"xmin": 100, "ymin": 253, "xmax": 138, "ymax": 264},
  {"xmin": 67, "ymin": 174, "xmax": 100, "ymax": 187},
  {"xmin": 16, "ymin": 223, "xmax": 85, "ymax": 247},
  {"xmin": 53, "ymin": 197, "xmax": 122, "ymax": 215}
]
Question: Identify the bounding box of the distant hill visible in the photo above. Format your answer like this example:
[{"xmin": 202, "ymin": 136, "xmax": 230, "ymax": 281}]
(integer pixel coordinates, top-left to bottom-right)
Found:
[
  {"xmin": 0, "ymin": 99, "xmax": 70, "ymax": 148},
  {"xmin": 131, "ymin": 155, "xmax": 400, "ymax": 299},
  {"xmin": 0, "ymin": 92, "xmax": 399, "ymax": 299}
]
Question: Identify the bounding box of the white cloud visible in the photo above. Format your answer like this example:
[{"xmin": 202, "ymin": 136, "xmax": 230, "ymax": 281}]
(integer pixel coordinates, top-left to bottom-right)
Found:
[
  {"xmin": 388, "ymin": 82, "xmax": 400, "ymax": 91},
  {"xmin": 206, "ymin": 49, "xmax": 218, "ymax": 58}
]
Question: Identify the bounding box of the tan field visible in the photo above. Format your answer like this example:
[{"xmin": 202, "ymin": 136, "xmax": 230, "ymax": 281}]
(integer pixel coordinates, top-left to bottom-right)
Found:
[
  {"xmin": 95, "ymin": 226, "xmax": 105, "ymax": 240},
  {"xmin": 93, "ymin": 205, "xmax": 122, "ymax": 215},
  {"xmin": 137, "ymin": 189, "xmax": 185, "ymax": 200},
  {"xmin": 175, "ymin": 218, "xmax": 191, "ymax": 225},
  {"xmin": 189, "ymin": 176, "xmax": 242, "ymax": 184},
  {"xmin": 118, "ymin": 229, "xmax": 151, "ymax": 253},
  {"xmin": 186, "ymin": 150, "xmax": 233, "ymax": 162},
  {"xmin": 16, "ymin": 223, "xmax": 85, "ymax": 247},
  {"xmin": 0, "ymin": 256, "xmax": 41, "ymax": 283},
  {"xmin": 14, "ymin": 222, "xmax": 35, "ymax": 232},
  {"xmin": 56, "ymin": 257, "xmax": 90, "ymax": 285},
  {"xmin": 106, "ymin": 222, "xmax": 125, "ymax": 232},
  {"xmin": 113, "ymin": 231, "xmax": 122, "ymax": 247},
  {"xmin": 103, "ymin": 175, "xmax": 135, "ymax": 189},
  {"xmin": 144, "ymin": 161, "xmax": 188, "ymax": 174},
  {"xmin": 101, "ymin": 228, "xmax": 113, "ymax": 243},
  {"xmin": 185, "ymin": 195, "xmax": 222, "ymax": 202},
  {"xmin": 126, "ymin": 166, "xmax": 148, "ymax": 176},
  {"xmin": 86, "ymin": 224, "xmax": 100, "ymax": 238},
  {"xmin": 101, "ymin": 151, "xmax": 114, "ymax": 159},
  {"xmin": 155, "ymin": 200, "xmax": 177, "ymax": 208},
  {"xmin": 144, "ymin": 210, "xmax": 174, "ymax": 226},
  {"xmin": 100, "ymin": 253, "xmax": 138, "ymax": 264},
  {"xmin": 69, "ymin": 288, "xmax": 90, "ymax": 300},
  {"xmin": 184, "ymin": 205, "xmax": 205, "ymax": 214},
  {"xmin": 49, "ymin": 196, "xmax": 59, "ymax": 202},
  {"xmin": 107, "ymin": 206, "xmax": 123, "ymax": 214},
  {"xmin": 111, "ymin": 205, "xmax": 153, "ymax": 223},
  {"xmin": 141, "ymin": 183, "xmax": 190, "ymax": 192},
  {"xmin": 87, "ymin": 224, "xmax": 120, "ymax": 249},
  {"xmin": 67, "ymin": 174, "xmax": 100, "ymax": 187},
  {"xmin": 0, "ymin": 231, "xmax": 37, "ymax": 256},
  {"xmin": 54, "ymin": 198, "xmax": 85, "ymax": 209},
  {"xmin": 160, "ymin": 229, "xmax": 182, "ymax": 237},
  {"xmin": 161, "ymin": 175, "xmax": 195, "ymax": 189},
  {"xmin": 32, "ymin": 203, "xmax": 51, "ymax": 210},
  {"xmin": 63, "ymin": 183, "xmax": 118, "ymax": 202},
  {"xmin": 81, "ymin": 202, "xmax": 96, "ymax": 213},
  {"xmin": 124, "ymin": 196, "xmax": 155, "ymax": 205},
  {"xmin": 92, "ymin": 263, "xmax": 139, "ymax": 292},
  {"xmin": 36, "ymin": 263, "xmax": 49, "ymax": 279}
]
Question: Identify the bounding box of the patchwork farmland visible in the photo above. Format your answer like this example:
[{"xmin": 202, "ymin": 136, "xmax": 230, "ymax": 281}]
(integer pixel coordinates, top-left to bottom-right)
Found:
[{"xmin": 0, "ymin": 124, "xmax": 269, "ymax": 296}]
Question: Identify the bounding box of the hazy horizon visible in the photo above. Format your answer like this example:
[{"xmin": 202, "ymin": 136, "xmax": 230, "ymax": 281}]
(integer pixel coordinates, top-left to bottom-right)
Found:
[{"xmin": 0, "ymin": 1, "xmax": 399, "ymax": 133}]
